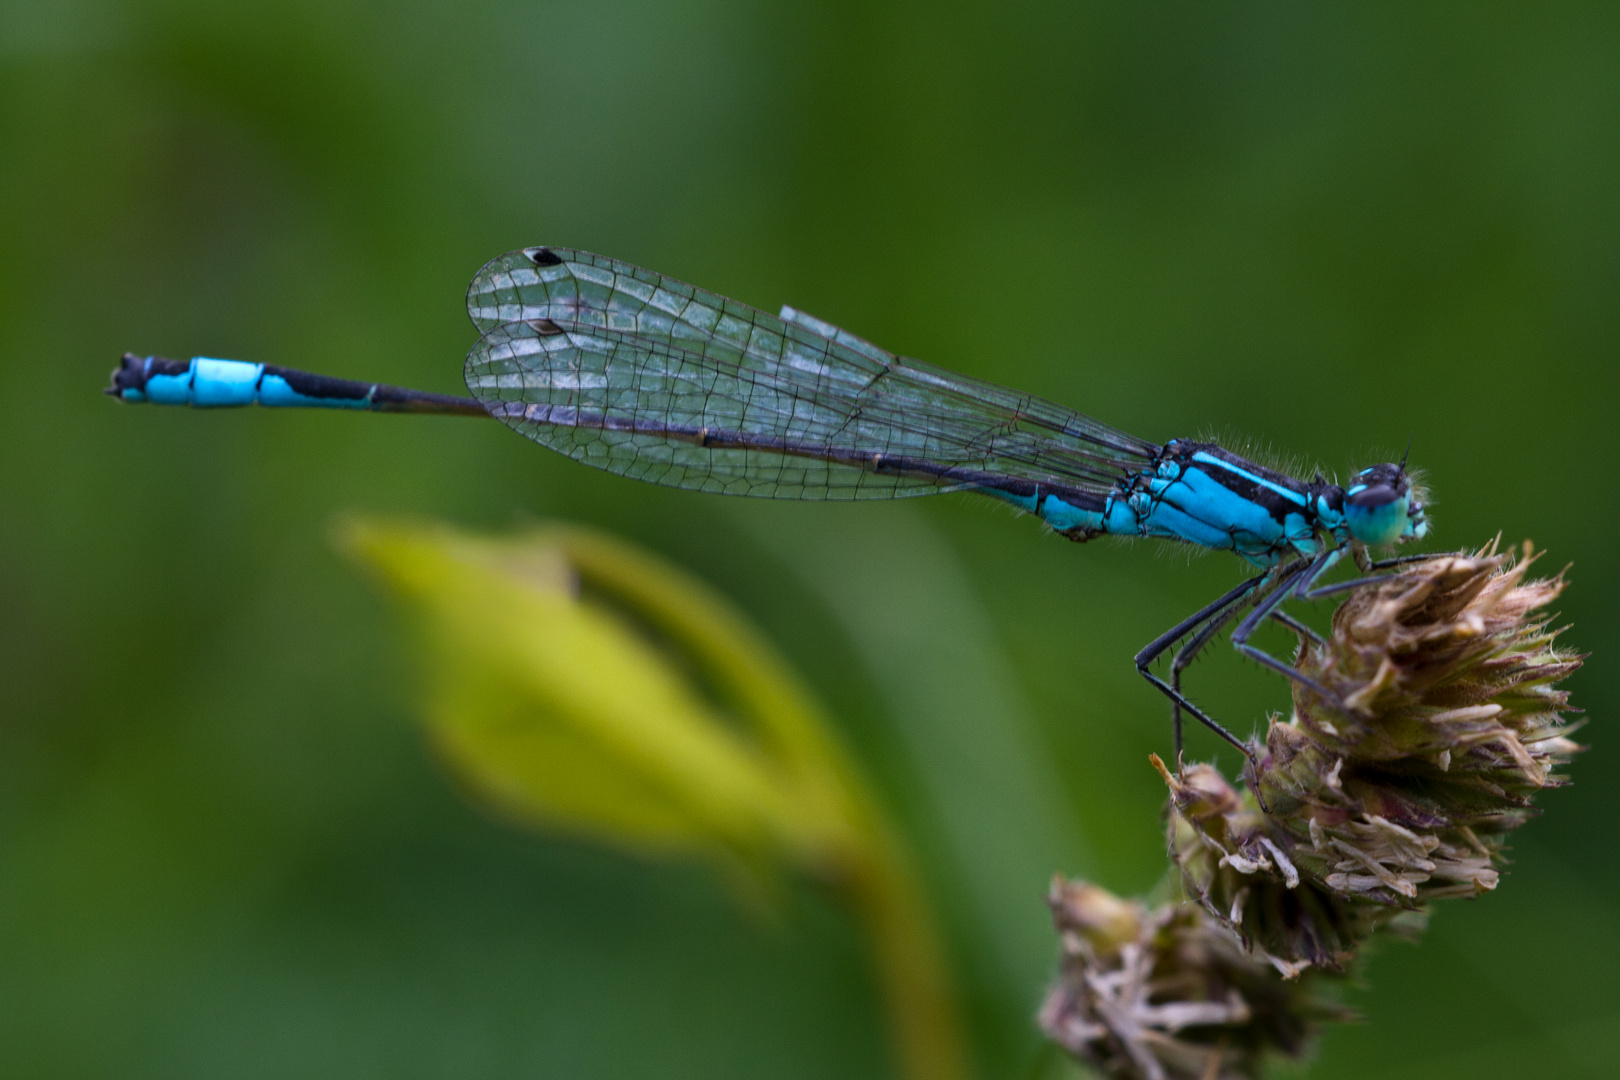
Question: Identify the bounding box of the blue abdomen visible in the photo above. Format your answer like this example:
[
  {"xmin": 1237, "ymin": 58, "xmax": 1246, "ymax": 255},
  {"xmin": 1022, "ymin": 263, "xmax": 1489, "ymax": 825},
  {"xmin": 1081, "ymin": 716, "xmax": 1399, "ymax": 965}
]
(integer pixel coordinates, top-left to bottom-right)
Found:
[{"xmin": 111, "ymin": 355, "xmax": 375, "ymax": 409}]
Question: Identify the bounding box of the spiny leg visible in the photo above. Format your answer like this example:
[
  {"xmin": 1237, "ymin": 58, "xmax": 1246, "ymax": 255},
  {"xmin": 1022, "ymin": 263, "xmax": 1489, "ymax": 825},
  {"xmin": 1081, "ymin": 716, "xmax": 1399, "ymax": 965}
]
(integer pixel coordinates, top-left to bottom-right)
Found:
[
  {"xmin": 1167, "ymin": 578, "xmax": 1331, "ymax": 762},
  {"xmin": 1134, "ymin": 573, "xmax": 1270, "ymax": 751},
  {"xmin": 1151, "ymin": 550, "xmax": 1446, "ymax": 804},
  {"xmin": 1135, "ymin": 573, "xmax": 1267, "ymax": 760},
  {"xmin": 1234, "ymin": 548, "xmax": 1444, "ymax": 698},
  {"xmin": 1268, "ymin": 608, "xmax": 1324, "ymax": 647},
  {"xmin": 1353, "ymin": 545, "xmax": 1448, "ymax": 573},
  {"xmin": 1135, "ymin": 574, "xmax": 1269, "ymax": 667},
  {"xmin": 1167, "ymin": 590, "xmax": 1258, "ymax": 761},
  {"xmin": 1302, "ymin": 550, "xmax": 1450, "ymax": 600},
  {"xmin": 1230, "ymin": 553, "xmax": 1339, "ymax": 701},
  {"xmin": 1231, "ymin": 550, "xmax": 1451, "ymax": 706},
  {"xmin": 1370, "ymin": 551, "xmax": 1446, "ymax": 570},
  {"xmin": 1136, "ymin": 667, "xmax": 1268, "ymax": 807}
]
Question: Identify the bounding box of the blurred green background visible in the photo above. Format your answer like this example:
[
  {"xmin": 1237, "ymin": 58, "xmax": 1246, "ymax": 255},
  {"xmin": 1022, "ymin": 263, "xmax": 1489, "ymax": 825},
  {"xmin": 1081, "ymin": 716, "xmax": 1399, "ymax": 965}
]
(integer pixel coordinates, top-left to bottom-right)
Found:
[{"xmin": 3, "ymin": 2, "xmax": 1617, "ymax": 1077}]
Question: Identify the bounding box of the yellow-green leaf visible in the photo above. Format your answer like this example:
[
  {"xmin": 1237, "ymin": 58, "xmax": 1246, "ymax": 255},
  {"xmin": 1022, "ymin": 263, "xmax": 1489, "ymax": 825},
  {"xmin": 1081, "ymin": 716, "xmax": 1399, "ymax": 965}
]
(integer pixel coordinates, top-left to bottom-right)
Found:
[{"xmin": 337, "ymin": 515, "xmax": 967, "ymax": 1080}]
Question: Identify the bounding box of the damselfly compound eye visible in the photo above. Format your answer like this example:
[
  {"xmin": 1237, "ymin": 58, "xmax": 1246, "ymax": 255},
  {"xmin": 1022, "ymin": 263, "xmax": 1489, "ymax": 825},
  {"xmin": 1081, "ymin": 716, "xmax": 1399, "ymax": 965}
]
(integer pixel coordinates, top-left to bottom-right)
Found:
[{"xmin": 1346, "ymin": 484, "xmax": 1409, "ymax": 545}]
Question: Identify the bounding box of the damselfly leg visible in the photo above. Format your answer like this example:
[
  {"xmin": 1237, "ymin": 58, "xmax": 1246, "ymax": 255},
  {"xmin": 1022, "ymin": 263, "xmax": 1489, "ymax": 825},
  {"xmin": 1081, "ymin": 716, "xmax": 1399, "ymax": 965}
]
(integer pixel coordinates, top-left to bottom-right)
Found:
[
  {"xmin": 1136, "ymin": 566, "xmax": 1308, "ymax": 757},
  {"xmin": 1230, "ymin": 552, "xmax": 1343, "ymax": 700},
  {"xmin": 1136, "ymin": 549, "xmax": 1448, "ymax": 809},
  {"xmin": 1303, "ymin": 551, "xmax": 1450, "ymax": 600},
  {"xmin": 1268, "ymin": 609, "xmax": 1325, "ymax": 647},
  {"xmin": 1231, "ymin": 551, "xmax": 1453, "ymax": 706},
  {"xmin": 1165, "ymin": 577, "xmax": 1330, "ymax": 748},
  {"xmin": 1135, "ymin": 573, "xmax": 1269, "ymax": 769}
]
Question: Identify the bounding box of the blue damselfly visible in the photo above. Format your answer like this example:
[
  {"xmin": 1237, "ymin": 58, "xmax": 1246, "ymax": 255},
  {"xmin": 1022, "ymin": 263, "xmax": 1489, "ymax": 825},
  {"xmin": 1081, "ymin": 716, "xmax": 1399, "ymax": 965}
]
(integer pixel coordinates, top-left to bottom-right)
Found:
[{"xmin": 110, "ymin": 247, "xmax": 1432, "ymax": 790}]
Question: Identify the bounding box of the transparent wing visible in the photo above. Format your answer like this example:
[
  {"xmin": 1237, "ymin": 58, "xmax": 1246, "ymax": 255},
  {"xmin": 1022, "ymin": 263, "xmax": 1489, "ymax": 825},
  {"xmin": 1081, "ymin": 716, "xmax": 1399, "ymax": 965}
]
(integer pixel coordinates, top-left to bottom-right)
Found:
[{"xmin": 464, "ymin": 247, "xmax": 1160, "ymax": 501}]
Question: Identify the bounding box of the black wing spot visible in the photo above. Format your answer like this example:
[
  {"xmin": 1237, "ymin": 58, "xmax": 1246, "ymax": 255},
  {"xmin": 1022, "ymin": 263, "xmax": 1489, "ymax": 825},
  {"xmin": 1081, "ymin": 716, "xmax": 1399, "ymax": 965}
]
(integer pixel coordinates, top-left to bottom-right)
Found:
[{"xmin": 527, "ymin": 248, "xmax": 564, "ymax": 267}]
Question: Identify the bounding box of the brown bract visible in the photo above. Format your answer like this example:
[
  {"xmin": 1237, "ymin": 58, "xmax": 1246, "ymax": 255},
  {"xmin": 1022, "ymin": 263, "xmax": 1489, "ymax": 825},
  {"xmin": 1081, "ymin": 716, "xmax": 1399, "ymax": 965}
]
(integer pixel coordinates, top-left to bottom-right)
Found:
[
  {"xmin": 1039, "ymin": 879, "xmax": 1350, "ymax": 1080},
  {"xmin": 1161, "ymin": 542, "xmax": 1583, "ymax": 974}
]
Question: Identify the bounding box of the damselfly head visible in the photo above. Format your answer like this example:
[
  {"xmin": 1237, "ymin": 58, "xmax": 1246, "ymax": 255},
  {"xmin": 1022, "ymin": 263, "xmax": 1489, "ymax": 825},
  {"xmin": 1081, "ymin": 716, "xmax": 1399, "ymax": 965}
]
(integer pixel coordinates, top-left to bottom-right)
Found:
[{"xmin": 1345, "ymin": 461, "xmax": 1427, "ymax": 545}]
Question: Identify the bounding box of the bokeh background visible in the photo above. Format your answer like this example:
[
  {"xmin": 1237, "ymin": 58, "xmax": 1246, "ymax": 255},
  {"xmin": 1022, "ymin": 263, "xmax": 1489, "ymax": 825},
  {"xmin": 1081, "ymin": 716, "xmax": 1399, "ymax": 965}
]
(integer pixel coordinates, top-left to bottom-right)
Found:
[{"xmin": 3, "ymin": 2, "xmax": 1617, "ymax": 1077}]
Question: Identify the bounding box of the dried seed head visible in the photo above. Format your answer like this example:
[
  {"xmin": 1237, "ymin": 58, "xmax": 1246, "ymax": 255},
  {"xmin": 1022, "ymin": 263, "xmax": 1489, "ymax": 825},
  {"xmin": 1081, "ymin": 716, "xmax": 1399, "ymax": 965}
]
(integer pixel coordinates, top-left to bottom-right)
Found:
[
  {"xmin": 1157, "ymin": 757, "xmax": 1417, "ymax": 976},
  {"xmin": 1161, "ymin": 542, "xmax": 1583, "ymax": 972},
  {"xmin": 1039, "ymin": 878, "xmax": 1350, "ymax": 1080}
]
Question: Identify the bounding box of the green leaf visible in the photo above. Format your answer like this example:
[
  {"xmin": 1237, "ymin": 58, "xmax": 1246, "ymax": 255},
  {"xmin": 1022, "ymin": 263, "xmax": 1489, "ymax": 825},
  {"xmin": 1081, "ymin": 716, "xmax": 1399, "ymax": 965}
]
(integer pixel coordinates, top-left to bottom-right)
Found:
[
  {"xmin": 338, "ymin": 515, "xmax": 968, "ymax": 1080},
  {"xmin": 340, "ymin": 518, "xmax": 813, "ymax": 863}
]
